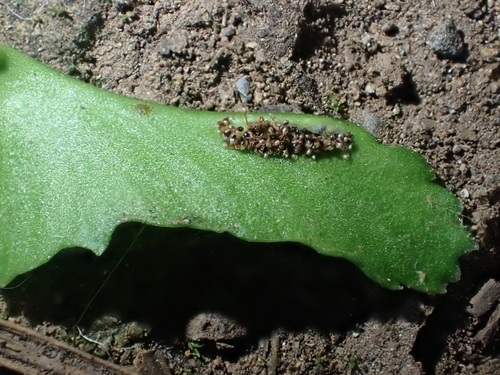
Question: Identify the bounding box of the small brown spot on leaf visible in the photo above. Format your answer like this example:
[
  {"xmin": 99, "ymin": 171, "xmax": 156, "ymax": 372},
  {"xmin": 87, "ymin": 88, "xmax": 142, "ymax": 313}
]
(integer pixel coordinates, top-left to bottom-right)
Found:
[{"xmin": 134, "ymin": 103, "xmax": 152, "ymax": 116}]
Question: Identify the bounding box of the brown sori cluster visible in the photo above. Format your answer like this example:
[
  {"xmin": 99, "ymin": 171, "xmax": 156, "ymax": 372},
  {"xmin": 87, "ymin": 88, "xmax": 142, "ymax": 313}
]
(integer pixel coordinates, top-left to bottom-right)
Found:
[{"xmin": 217, "ymin": 116, "xmax": 353, "ymax": 159}]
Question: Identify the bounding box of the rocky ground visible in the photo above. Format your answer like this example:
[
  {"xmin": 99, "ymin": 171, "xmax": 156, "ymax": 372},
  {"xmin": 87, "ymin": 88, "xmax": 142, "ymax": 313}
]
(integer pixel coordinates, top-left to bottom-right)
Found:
[{"xmin": 0, "ymin": 0, "xmax": 499, "ymax": 374}]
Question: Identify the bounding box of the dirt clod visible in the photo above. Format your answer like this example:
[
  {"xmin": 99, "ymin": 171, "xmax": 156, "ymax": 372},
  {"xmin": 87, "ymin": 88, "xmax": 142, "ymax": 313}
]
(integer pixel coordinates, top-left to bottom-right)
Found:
[
  {"xmin": 185, "ymin": 312, "xmax": 248, "ymax": 343},
  {"xmin": 468, "ymin": 279, "xmax": 500, "ymax": 318},
  {"xmin": 428, "ymin": 18, "xmax": 466, "ymax": 60}
]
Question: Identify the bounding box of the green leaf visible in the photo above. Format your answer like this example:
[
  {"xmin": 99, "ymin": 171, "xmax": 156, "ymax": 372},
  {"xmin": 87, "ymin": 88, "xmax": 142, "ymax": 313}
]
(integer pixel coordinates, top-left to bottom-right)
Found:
[{"xmin": 0, "ymin": 45, "xmax": 475, "ymax": 293}]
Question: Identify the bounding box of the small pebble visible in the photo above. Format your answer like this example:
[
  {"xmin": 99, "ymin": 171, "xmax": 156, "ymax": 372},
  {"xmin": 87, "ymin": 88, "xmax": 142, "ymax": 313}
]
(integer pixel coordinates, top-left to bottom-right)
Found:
[
  {"xmin": 362, "ymin": 109, "xmax": 381, "ymax": 136},
  {"xmin": 364, "ymin": 83, "xmax": 376, "ymax": 96},
  {"xmin": 223, "ymin": 27, "xmax": 236, "ymax": 39},
  {"xmin": 112, "ymin": 0, "xmax": 133, "ymax": 12},
  {"xmin": 235, "ymin": 76, "xmax": 253, "ymax": 104},
  {"xmin": 392, "ymin": 103, "xmax": 401, "ymax": 116},
  {"xmin": 361, "ymin": 33, "xmax": 379, "ymax": 55},
  {"xmin": 245, "ymin": 41, "xmax": 258, "ymax": 50},
  {"xmin": 158, "ymin": 31, "xmax": 189, "ymax": 56},
  {"xmin": 428, "ymin": 19, "xmax": 465, "ymax": 59}
]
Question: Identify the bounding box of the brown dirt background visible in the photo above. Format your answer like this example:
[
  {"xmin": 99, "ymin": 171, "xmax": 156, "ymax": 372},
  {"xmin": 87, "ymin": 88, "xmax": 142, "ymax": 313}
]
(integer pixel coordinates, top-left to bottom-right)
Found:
[{"xmin": 0, "ymin": 0, "xmax": 499, "ymax": 374}]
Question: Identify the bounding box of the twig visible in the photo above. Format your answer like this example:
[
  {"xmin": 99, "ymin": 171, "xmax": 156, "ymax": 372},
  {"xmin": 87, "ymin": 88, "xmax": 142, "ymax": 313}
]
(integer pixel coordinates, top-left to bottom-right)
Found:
[
  {"xmin": 0, "ymin": 318, "xmax": 135, "ymax": 374},
  {"xmin": 0, "ymin": 1, "xmax": 33, "ymax": 21}
]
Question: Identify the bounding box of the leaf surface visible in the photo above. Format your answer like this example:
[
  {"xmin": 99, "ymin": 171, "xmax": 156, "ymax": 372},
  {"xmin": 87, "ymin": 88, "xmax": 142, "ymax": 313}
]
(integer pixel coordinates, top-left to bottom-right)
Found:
[{"xmin": 0, "ymin": 45, "xmax": 476, "ymax": 292}]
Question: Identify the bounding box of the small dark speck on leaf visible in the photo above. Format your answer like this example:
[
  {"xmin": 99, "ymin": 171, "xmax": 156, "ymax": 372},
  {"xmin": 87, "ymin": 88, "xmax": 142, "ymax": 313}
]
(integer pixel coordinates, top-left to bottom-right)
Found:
[{"xmin": 134, "ymin": 103, "xmax": 152, "ymax": 116}]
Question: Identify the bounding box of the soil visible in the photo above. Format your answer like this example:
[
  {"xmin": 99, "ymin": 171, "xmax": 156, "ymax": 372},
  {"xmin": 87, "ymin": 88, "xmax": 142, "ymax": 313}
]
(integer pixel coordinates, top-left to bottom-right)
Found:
[{"xmin": 0, "ymin": 0, "xmax": 499, "ymax": 374}]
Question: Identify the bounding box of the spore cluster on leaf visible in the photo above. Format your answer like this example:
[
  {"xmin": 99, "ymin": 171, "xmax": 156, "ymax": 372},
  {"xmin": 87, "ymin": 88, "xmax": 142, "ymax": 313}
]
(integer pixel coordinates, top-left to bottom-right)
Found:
[{"xmin": 218, "ymin": 116, "xmax": 353, "ymax": 159}]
